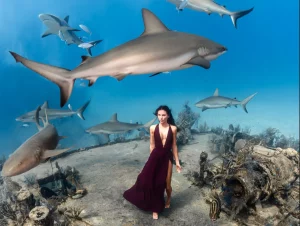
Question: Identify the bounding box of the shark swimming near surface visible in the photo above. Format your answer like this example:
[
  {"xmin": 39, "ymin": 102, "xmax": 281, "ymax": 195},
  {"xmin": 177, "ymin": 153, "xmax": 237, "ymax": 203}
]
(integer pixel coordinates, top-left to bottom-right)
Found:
[
  {"xmin": 15, "ymin": 99, "xmax": 91, "ymax": 123},
  {"xmin": 86, "ymin": 113, "xmax": 156, "ymax": 135},
  {"xmin": 195, "ymin": 88, "xmax": 257, "ymax": 113},
  {"xmin": 38, "ymin": 13, "xmax": 102, "ymax": 56},
  {"xmin": 10, "ymin": 8, "xmax": 227, "ymax": 108},
  {"xmin": 2, "ymin": 106, "xmax": 71, "ymax": 177},
  {"xmin": 167, "ymin": 0, "xmax": 254, "ymax": 28}
]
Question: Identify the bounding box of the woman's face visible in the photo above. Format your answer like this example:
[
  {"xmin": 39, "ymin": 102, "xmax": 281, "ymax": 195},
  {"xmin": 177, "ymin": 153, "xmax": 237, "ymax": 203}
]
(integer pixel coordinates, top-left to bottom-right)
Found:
[{"xmin": 157, "ymin": 110, "xmax": 169, "ymax": 124}]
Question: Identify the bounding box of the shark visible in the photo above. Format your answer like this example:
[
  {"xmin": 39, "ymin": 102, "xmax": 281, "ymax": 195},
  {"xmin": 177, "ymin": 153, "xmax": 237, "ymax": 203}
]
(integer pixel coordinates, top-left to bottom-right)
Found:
[
  {"xmin": 10, "ymin": 8, "xmax": 227, "ymax": 108},
  {"xmin": 1, "ymin": 106, "xmax": 71, "ymax": 177},
  {"xmin": 167, "ymin": 0, "xmax": 254, "ymax": 28},
  {"xmin": 86, "ymin": 113, "xmax": 157, "ymax": 135},
  {"xmin": 195, "ymin": 88, "xmax": 257, "ymax": 113},
  {"xmin": 38, "ymin": 13, "xmax": 102, "ymax": 56},
  {"xmin": 15, "ymin": 99, "xmax": 90, "ymax": 123}
]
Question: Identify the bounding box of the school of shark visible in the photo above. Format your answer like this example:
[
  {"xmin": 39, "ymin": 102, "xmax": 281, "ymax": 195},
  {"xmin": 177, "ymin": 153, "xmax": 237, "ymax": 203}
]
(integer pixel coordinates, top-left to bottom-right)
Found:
[{"xmin": 3, "ymin": 2, "xmax": 257, "ymax": 178}]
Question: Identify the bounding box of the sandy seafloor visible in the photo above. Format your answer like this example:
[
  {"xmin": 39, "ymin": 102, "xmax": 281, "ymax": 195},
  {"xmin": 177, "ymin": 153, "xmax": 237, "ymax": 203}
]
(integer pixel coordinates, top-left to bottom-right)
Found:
[{"xmin": 11, "ymin": 134, "xmax": 239, "ymax": 226}]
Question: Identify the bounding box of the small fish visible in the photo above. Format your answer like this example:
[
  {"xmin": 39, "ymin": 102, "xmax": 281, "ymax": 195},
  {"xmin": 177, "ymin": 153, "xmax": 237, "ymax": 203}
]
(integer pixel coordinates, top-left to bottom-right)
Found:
[
  {"xmin": 209, "ymin": 190, "xmax": 221, "ymax": 221},
  {"xmin": 78, "ymin": 42, "xmax": 93, "ymax": 49},
  {"xmin": 79, "ymin": 24, "xmax": 92, "ymax": 35},
  {"xmin": 22, "ymin": 123, "xmax": 29, "ymax": 127}
]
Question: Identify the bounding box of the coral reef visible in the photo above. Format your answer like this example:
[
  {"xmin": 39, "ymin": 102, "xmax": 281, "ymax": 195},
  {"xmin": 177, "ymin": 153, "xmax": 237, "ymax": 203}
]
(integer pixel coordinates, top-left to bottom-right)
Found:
[
  {"xmin": 176, "ymin": 101, "xmax": 200, "ymax": 145},
  {"xmin": 0, "ymin": 154, "xmax": 6, "ymax": 172}
]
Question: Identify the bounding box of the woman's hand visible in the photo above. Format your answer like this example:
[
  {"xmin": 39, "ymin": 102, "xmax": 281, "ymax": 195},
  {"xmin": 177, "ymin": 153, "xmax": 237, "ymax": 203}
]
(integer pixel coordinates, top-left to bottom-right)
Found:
[{"xmin": 176, "ymin": 162, "xmax": 182, "ymax": 173}]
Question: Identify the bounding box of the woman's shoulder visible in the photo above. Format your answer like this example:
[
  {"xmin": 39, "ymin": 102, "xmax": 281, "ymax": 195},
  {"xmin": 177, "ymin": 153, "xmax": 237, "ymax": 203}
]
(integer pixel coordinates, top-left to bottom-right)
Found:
[
  {"xmin": 170, "ymin": 124, "xmax": 177, "ymax": 132},
  {"xmin": 150, "ymin": 124, "xmax": 157, "ymax": 131}
]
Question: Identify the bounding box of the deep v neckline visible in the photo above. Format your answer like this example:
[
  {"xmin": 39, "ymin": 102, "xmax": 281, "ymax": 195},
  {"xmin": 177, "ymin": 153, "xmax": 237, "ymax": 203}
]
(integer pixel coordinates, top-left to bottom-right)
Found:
[{"xmin": 158, "ymin": 124, "xmax": 170, "ymax": 148}]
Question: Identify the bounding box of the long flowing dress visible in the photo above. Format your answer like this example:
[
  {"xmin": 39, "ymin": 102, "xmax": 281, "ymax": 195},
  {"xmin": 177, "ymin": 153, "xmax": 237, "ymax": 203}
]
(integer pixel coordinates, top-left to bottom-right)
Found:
[{"xmin": 123, "ymin": 124, "xmax": 173, "ymax": 213}]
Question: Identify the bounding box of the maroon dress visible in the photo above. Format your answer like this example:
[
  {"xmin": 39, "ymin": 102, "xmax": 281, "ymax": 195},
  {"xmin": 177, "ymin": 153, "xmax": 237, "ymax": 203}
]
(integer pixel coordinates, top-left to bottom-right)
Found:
[{"xmin": 123, "ymin": 124, "xmax": 173, "ymax": 213}]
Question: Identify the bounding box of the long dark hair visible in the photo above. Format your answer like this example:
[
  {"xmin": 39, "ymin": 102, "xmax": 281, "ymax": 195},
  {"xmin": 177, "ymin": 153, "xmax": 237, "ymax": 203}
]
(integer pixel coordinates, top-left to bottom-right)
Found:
[{"xmin": 153, "ymin": 105, "xmax": 178, "ymax": 128}]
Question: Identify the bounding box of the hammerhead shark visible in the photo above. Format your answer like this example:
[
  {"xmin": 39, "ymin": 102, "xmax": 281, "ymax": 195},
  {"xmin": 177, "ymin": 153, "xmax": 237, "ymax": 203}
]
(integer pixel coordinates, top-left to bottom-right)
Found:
[
  {"xmin": 1, "ymin": 106, "xmax": 71, "ymax": 177},
  {"xmin": 16, "ymin": 99, "xmax": 90, "ymax": 122},
  {"xmin": 9, "ymin": 8, "xmax": 227, "ymax": 108},
  {"xmin": 167, "ymin": 0, "xmax": 254, "ymax": 28},
  {"xmin": 195, "ymin": 88, "xmax": 257, "ymax": 113},
  {"xmin": 86, "ymin": 113, "xmax": 156, "ymax": 135}
]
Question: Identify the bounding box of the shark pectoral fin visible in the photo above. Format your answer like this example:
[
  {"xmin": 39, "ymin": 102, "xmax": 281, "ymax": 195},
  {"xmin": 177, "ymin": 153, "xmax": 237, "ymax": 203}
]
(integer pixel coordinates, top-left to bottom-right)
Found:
[
  {"xmin": 202, "ymin": 106, "xmax": 208, "ymax": 112},
  {"xmin": 149, "ymin": 72, "xmax": 162, "ymax": 77},
  {"xmin": 114, "ymin": 73, "xmax": 128, "ymax": 81},
  {"xmin": 41, "ymin": 30, "xmax": 53, "ymax": 38},
  {"xmin": 41, "ymin": 147, "xmax": 71, "ymax": 160},
  {"xmin": 186, "ymin": 57, "xmax": 210, "ymax": 69}
]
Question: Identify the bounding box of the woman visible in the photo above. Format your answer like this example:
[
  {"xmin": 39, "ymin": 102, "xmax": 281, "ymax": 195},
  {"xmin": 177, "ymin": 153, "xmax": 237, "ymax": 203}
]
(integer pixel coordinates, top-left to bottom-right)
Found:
[{"xmin": 123, "ymin": 105, "xmax": 182, "ymax": 220}]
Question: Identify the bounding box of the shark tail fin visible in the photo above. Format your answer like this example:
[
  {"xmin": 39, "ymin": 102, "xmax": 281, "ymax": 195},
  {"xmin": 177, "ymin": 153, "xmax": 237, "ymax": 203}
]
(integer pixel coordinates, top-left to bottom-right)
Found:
[
  {"xmin": 86, "ymin": 40, "xmax": 103, "ymax": 56},
  {"xmin": 9, "ymin": 51, "xmax": 75, "ymax": 108},
  {"xmin": 230, "ymin": 7, "xmax": 254, "ymax": 28},
  {"xmin": 240, "ymin": 93, "xmax": 257, "ymax": 113},
  {"xmin": 76, "ymin": 99, "xmax": 91, "ymax": 120},
  {"xmin": 142, "ymin": 117, "xmax": 157, "ymax": 133}
]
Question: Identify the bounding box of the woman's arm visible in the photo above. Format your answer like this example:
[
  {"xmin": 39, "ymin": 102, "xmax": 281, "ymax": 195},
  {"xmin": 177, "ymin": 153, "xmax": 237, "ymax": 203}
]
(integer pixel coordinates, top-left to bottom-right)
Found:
[
  {"xmin": 172, "ymin": 126, "xmax": 182, "ymax": 173},
  {"xmin": 149, "ymin": 125, "xmax": 156, "ymax": 153}
]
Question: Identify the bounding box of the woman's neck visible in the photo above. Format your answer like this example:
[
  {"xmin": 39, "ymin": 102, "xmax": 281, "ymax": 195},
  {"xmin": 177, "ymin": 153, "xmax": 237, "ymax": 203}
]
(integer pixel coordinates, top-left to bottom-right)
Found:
[{"xmin": 160, "ymin": 122, "xmax": 169, "ymax": 127}]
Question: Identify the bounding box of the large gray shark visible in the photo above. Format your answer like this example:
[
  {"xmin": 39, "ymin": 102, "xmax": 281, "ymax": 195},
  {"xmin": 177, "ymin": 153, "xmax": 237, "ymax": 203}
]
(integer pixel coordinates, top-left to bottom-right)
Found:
[
  {"xmin": 195, "ymin": 88, "xmax": 257, "ymax": 113},
  {"xmin": 16, "ymin": 99, "xmax": 90, "ymax": 123},
  {"xmin": 167, "ymin": 0, "xmax": 254, "ymax": 28},
  {"xmin": 86, "ymin": 113, "xmax": 156, "ymax": 135},
  {"xmin": 2, "ymin": 106, "xmax": 70, "ymax": 177},
  {"xmin": 38, "ymin": 13, "xmax": 102, "ymax": 56},
  {"xmin": 10, "ymin": 8, "xmax": 227, "ymax": 108}
]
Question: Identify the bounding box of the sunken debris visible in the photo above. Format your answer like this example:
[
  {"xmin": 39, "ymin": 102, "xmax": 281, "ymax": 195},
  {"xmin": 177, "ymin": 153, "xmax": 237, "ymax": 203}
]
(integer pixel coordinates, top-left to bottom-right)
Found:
[
  {"xmin": 185, "ymin": 127, "xmax": 300, "ymax": 226},
  {"xmin": 0, "ymin": 162, "xmax": 90, "ymax": 225}
]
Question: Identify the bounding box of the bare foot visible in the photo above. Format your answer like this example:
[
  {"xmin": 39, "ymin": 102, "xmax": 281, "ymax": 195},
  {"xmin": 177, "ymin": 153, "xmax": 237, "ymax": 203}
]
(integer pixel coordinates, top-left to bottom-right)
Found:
[
  {"xmin": 153, "ymin": 212, "xmax": 158, "ymax": 220},
  {"xmin": 165, "ymin": 199, "xmax": 171, "ymax": 208}
]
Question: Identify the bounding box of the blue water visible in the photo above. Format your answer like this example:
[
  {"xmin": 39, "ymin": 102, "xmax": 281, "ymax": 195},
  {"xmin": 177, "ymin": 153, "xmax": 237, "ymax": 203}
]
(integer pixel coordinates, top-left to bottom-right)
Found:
[{"xmin": 0, "ymin": 0, "xmax": 298, "ymax": 157}]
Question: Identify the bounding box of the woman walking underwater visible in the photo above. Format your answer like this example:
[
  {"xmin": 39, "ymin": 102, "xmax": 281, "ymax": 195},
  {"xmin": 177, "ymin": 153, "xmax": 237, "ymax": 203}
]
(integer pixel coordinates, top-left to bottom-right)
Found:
[{"xmin": 123, "ymin": 105, "xmax": 182, "ymax": 220}]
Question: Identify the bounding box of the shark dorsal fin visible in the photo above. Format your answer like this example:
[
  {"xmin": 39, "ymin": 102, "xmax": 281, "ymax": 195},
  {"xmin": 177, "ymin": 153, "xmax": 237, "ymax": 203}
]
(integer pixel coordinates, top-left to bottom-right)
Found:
[
  {"xmin": 141, "ymin": 8, "xmax": 169, "ymax": 36},
  {"xmin": 35, "ymin": 105, "xmax": 43, "ymax": 131},
  {"xmin": 109, "ymin": 113, "xmax": 118, "ymax": 122},
  {"xmin": 213, "ymin": 88, "xmax": 219, "ymax": 96},
  {"xmin": 80, "ymin": 56, "xmax": 91, "ymax": 65},
  {"xmin": 64, "ymin": 15, "xmax": 69, "ymax": 23},
  {"xmin": 41, "ymin": 101, "xmax": 49, "ymax": 109}
]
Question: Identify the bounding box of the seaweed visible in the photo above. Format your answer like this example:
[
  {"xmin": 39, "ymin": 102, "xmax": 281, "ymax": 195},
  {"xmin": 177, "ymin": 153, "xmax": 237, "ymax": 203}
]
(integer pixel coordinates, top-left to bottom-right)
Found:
[
  {"xmin": 23, "ymin": 173, "xmax": 37, "ymax": 187},
  {"xmin": 198, "ymin": 121, "xmax": 210, "ymax": 133}
]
